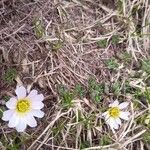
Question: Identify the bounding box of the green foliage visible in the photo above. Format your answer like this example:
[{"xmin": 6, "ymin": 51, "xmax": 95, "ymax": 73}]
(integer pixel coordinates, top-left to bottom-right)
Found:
[
  {"xmin": 142, "ymin": 131, "xmax": 150, "ymax": 144},
  {"xmin": 144, "ymin": 88, "xmax": 150, "ymax": 104},
  {"xmin": 100, "ymin": 135, "xmax": 112, "ymax": 146},
  {"xmin": 62, "ymin": 91, "xmax": 74, "ymax": 109},
  {"xmin": 74, "ymin": 84, "xmax": 85, "ymax": 98},
  {"xmin": 34, "ymin": 19, "xmax": 45, "ymax": 38},
  {"xmin": 3, "ymin": 68, "xmax": 17, "ymax": 84},
  {"xmin": 134, "ymin": 87, "xmax": 150, "ymax": 105},
  {"xmin": 134, "ymin": 88, "xmax": 143, "ymax": 97},
  {"xmin": 136, "ymin": 114, "xmax": 145, "ymax": 125},
  {"xmin": 58, "ymin": 85, "xmax": 74, "ymax": 109},
  {"xmin": 105, "ymin": 58, "xmax": 119, "ymax": 70},
  {"xmin": 6, "ymin": 136, "xmax": 22, "ymax": 150},
  {"xmin": 112, "ymin": 81, "xmax": 121, "ymax": 95},
  {"xmin": 82, "ymin": 115, "xmax": 95, "ymax": 128},
  {"xmin": 136, "ymin": 112, "xmax": 150, "ymax": 127},
  {"xmin": 121, "ymin": 52, "xmax": 132, "ymax": 63},
  {"xmin": 88, "ymin": 78, "xmax": 104, "ymax": 103},
  {"xmin": 111, "ymin": 35, "xmax": 120, "ymax": 45},
  {"xmin": 52, "ymin": 122, "xmax": 65, "ymax": 136},
  {"xmin": 52, "ymin": 41, "xmax": 63, "ymax": 51},
  {"xmin": 97, "ymin": 39, "xmax": 107, "ymax": 48},
  {"xmin": 117, "ymin": 0, "xmax": 123, "ymax": 14},
  {"xmin": 124, "ymin": 80, "xmax": 133, "ymax": 93},
  {"xmin": 141, "ymin": 59, "xmax": 150, "ymax": 74},
  {"xmin": 76, "ymin": 110, "xmax": 95, "ymax": 128},
  {"xmin": 80, "ymin": 141, "xmax": 90, "ymax": 149}
]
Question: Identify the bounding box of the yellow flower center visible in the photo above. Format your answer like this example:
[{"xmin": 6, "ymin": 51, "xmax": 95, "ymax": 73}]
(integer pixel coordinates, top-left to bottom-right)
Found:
[
  {"xmin": 16, "ymin": 99, "xmax": 31, "ymax": 113},
  {"xmin": 108, "ymin": 107, "xmax": 120, "ymax": 118}
]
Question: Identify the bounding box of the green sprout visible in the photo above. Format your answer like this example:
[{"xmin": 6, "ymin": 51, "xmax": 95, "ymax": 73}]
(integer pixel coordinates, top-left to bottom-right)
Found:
[
  {"xmin": 3, "ymin": 68, "xmax": 17, "ymax": 84},
  {"xmin": 88, "ymin": 78, "xmax": 104, "ymax": 103},
  {"xmin": 105, "ymin": 58, "xmax": 119, "ymax": 70},
  {"xmin": 121, "ymin": 52, "xmax": 132, "ymax": 63},
  {"xmin": 34, "ymin": 18, "xmax": 45, "ymax": 38},
  {"xmin": 111, "ymin": 35, "xmax": 120, "ymax": 45},
  {"xmin": 97, "ymin": 39, "xmax": 108, "ymax": 48},
  {"xmin": 112, "ymin": 81, "xmax": 121, "ymax": 95},
  {"xmin": 58, "ymin": 85, "xmax": 74, "ymax": 109},
  {"xmin": 52, "ymin": 41, "xmax": 63, "ymax": 51},
  {"xmin": 74, "ymin": 84, "xmax": 85, "ymax": 98},
  {"xmin": 141, "ymin": 59, "xmax": 150, "ymax": 74},
  {"xmin": 142, "ymin": 131, "xmax": 150, "ymax": 144},
  {"xmin": 100, "ymin": 135, "xmax": 112, "ymax": 146}
]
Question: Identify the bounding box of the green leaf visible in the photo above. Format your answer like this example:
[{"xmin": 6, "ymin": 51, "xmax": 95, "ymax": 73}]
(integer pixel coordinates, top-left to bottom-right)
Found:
[{"xmin": 97, "ymin": 39, "xmax": 107, "ymax": 48}]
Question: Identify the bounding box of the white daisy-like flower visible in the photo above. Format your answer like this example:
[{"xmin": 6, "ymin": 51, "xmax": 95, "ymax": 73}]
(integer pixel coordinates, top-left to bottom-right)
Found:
[
  {"xmin": 2, "ymin": 86, "xmax": 45, "ymax": 132},
  {"xmin": 102, "ymin": 100, "xmax": 130, "ymax": 129}
]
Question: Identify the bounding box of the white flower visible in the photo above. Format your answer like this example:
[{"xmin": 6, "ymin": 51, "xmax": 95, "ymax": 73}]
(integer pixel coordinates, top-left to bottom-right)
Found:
[
  {"xmin": 2, "ymin": 86, "xmax": 45, "ymax": 132},
  {"xmin": 102, "ymin": 100, "xmax": 130, "ymax": 129}
]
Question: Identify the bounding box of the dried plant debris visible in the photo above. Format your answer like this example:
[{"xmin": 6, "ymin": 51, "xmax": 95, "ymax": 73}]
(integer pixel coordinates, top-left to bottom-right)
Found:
[{"xmin": 0, "ymin": 0, "xmax": 150, "ymax": 150}]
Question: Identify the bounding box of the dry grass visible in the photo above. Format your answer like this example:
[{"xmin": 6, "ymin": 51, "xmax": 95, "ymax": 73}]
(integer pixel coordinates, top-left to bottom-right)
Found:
[{"xmin": 0, "ymin": 0, "xmax": 150, "ymax": 150}]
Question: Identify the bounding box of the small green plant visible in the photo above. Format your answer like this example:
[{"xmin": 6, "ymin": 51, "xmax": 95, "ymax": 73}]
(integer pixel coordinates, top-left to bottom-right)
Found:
[
  {"xmin": 112, "ymin": 81, "xmax": 121, "ymax": 95},
  {"xmin": 34, "ymin": 18, "xmax": 45, "ymax": 38},
  {"xmin": 5, "ymin": 136, "xmax": 22, "ymax": 150},
  {"xmin": 58, "ymin": 85, "xmax": 74, "ymax": 109},
  {"xmin": 144, "ymin": 88, "xmax": 150, "ymax": 104},
  {"xmin": 136, "ymin": 112, "xmax": 150, "ymax": 126},
  {"xmin": 97, "ymin": 39, "xmax": 108, "ymax": 48},
  {"xmin": 141, "ymin": 59, "xmax": 150, "ymax": 74},
  {"xmin": 124, "ymin": 80, "xmax": 133, "ymax": 93},
  {"xmin": 74, "ymin": 84, "xmax": 85, "ymax": 98},
  {"xmin": 111, "ymin": 35, "xmax": 120, "ymax": 45},
  {"xmin": 52, "ymin": 121, "xmax": 65, "ymax": 136},
  {"xmin": 117, "ymin": 0, "xmax": 123, "ymax": 14},
  {"xmin": 52, "ymin": 41, "xmax": 63, "ymax": 51},
  {"xmin": 100, "ymin": 135, "xmax": 112, "ymax": 146},
  {"xmin": 105, "ymin": 58, "xmax": 119, "ymax": 70},
  {"xmin": 80, "ymin": 141, "xmax": 90, "ymax": 149},
  {"xmin": 142, "ymin": 131, "xmax": 150, "ymax": 144},
  {"xmin": 121, "ymin": 52, "xmax": 132, "ymax": 63},
  {"xmin": 88, "ymin": 78, "xmax": 104, "ymax": 103},
  {"xmin": 3, "ymin": 68, "xmax": 17, "ymax": 84}
]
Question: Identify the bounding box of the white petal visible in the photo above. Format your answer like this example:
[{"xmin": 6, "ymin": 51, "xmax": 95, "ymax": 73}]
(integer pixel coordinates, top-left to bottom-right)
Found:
[
  {"xmin": 25, "ymin": 114, "xmax": 37, "ymax": 127},
  {"xmin": 109, "ymin": 100, "xmax": 119, "ymax": 107},
  {"xmin": 118, "ymin": 102, "xmax": 129, "ymax": 109},
  {"xmin": 31, "ymin": 101, "xmax": 44, "ymax": 109},
  {"xmin": 6, "ymin": 97, "xmax": 17, "ymax": 109},
  {"xmin": 115, "ymin": 118, "xmax": 121, "ymax": 125},
  {"xmin": 27, "ymin": 90, "xmax": 38, "ymax": 99},
  {"xmin": 2, "ymin": 110, "xmax": 14, "ymax": 121},
  {"xmin": 8, "ymin": 113, "xmax": 20, "ymax": 128},
  {"xmin": 119, "ymin": 111, "xmax": 130, "ymax": 120},
  {"xmin": 102, "ymin": 112, "xmax": 110, "ymax": 121},
  {"xmin": 32, "ymin": 110, "xmax": 44, "ymax": 118},
  {"xmin": 113, "ymin": 120, "xmax": 119, "ymax": 129},
  {"xmin": 15, "ymin": 86, "xmax": 26, "ymax": 99},
  {"xmin": 15, "ymin": 118, "xmax": 27, "ymax": 132},
  {"xmin": 107, "ymin": 118, "xmax": 119, "ymax": 129},
  {"xmin": 29, "ymin": 94, "xmax": 44, "ymax": 102}
]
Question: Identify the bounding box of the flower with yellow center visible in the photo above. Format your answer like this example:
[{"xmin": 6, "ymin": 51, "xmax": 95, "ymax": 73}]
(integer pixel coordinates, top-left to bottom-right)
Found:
[
  {"xmin": 102, "ymin": 100, "xmax": 130, "ymax": 129},
  {"xmin": 2, "ymin": 86, "xmax": 44, "ymax": 132}
]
